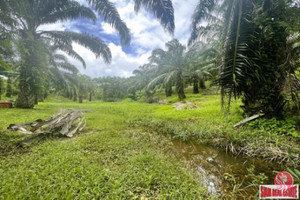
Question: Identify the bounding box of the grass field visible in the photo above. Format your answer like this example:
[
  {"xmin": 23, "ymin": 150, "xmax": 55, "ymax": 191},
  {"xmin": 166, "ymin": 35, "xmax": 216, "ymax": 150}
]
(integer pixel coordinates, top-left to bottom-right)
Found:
[
  {"xmin": 0, "ymin": 96, "xmax": 210, "ymax": 199},
  {"xmin": 0, "ymin": 92, "xmax": 299, "ymax": 199}
]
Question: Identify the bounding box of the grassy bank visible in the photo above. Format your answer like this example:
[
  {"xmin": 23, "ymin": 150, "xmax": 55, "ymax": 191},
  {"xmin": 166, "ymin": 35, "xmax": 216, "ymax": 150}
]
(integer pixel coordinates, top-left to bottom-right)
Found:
[{"xmin": 134, "ymin": 89, "xmax": 300, "ymax": 167}]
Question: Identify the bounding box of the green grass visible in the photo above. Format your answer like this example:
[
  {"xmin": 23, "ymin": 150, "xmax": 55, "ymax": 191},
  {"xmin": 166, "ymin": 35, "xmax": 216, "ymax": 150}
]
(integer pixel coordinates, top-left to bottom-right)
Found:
[
  {"xmin": 0, "ymin": 96, "xmax": 209, "ymax": 199},
  {"xmin": 0, "ymin": 91, "xmax": 299, "ymax": 199}
]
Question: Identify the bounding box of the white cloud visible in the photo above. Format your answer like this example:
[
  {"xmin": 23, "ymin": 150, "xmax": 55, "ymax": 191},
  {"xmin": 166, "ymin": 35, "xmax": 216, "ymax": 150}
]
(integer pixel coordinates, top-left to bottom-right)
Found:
[
  {"xmin": 37, "ymin": 21, "xmax": 72, "ymax": 32},
  {"xmin": 101, "ymin": 22, "xmax": 117, "ymax": 34},
  {"xmin": 75, "ymin": 0, "xmax": 89, "ymax": 6},
  {"xmin": 66, "ymin": 42, "xmax": 150, "ymax": 78}
]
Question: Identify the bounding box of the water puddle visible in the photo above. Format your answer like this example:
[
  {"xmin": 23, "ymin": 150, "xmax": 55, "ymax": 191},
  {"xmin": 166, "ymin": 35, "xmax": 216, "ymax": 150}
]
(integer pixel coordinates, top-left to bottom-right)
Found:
[{"xmin": 172, "ymin": 140, "xmax": 284, "ymax": 199}]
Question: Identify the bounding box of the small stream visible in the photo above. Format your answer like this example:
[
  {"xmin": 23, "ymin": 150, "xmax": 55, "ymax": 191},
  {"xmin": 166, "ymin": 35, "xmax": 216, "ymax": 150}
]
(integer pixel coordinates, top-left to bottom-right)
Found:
[{"xmin": 172, "ymin": 140, "xmax": 284, "ymax": 199}]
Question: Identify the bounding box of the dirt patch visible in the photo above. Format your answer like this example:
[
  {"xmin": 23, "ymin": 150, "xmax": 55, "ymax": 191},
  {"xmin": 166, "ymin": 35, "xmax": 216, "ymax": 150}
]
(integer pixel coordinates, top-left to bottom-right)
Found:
[
  {"xmin": 173, "ymin": 101, "xmax": 200, "ymax": 110},
  {"xmin": 158, "ymin": 99, "xmax": 168, "ymax": 104}
]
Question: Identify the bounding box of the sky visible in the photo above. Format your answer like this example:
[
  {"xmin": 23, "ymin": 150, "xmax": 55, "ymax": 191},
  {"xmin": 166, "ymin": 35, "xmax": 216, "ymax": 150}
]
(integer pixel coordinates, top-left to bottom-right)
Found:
[{"xmin": 39, "ymin": 0, "xmax": 198, "ymax": 78}]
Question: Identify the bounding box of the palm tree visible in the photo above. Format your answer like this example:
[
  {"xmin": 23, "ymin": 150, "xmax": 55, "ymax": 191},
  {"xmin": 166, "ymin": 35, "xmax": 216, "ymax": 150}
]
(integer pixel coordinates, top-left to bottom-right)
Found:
[
  {"xmin": 147, "ymin": 39, "xmax": 203, "ymax": 100},
  {"xmin": 0, "ymin": 76, "xmax": 3, "ymax": 100},
  {"xmin": 5, "ymin": 75, "xmax": 12, "ymax": 98},
  {"xmin": 186, "ymin": 44, "xmax": 217, "ymax": 93},
  {"xmin": 0, "ymin": 0, "xmax": 15, "ymax": 72},
  {"xmin": 147, "ymin": 48, "xmax": 174, "ymax": 97},
  {"xmin": 189, "ymin": 0, "xmax": 300, "ymax": 117},
  {"xmin": 188, "ymin": 0, "xmax": 217, "ymax": 47},
  {"xmin": 132, "ymin": 64, "xmax": 155, "ymax": 91},
  {"xmin": 5, "ymin": 0, "xmax": 110, "ymax": 107},
  {"xmin": 4, "ymin": 0, "xmax": 175, "ymax": 108},
  {"xmin": 187, "ymin": 61, "xmax": 215, "ymax": 93}
]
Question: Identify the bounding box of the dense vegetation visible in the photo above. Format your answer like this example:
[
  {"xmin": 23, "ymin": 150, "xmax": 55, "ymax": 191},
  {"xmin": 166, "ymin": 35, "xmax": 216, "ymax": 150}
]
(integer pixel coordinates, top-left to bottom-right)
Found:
[{"xmin": 0, "ymin": 0, "xmax": 300, "ymax": 199}]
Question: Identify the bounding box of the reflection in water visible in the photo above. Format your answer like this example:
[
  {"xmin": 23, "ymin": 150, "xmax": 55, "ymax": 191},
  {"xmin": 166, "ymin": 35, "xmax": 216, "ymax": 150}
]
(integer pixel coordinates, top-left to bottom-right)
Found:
[{"xmin": 172, "ymin": 140, "xmax": 284, "ymax": 198}]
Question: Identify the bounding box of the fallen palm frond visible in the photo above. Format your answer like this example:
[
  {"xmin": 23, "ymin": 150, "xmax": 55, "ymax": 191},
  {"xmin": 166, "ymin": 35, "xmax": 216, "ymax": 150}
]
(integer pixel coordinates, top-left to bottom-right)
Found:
[{"xmin": 8, "ymin": 110, "xmax": 86, "ymax": 146}]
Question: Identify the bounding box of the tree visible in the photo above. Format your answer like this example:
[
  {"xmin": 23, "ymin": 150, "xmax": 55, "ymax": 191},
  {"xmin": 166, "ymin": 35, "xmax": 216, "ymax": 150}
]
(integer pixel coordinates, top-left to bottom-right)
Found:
[
  {"xmin": 147, "ymin": 39, "xmax": 205, "ymax": 100},
  {"xmin": 147, "ymin": 48, "xmax": 173, "ymax": 97},
  {"xmin": 0, "ymin": 0, "xmax": 15, "ymax": 73},
  {"xmin": 5, "ymin": 75, "xmax": 12, "ymax": 98},
  {"xmin": 189, "ymin": 0, "xmax": 300, "ymax": 117},
  {"xmin": 4, "ymin": 0, "xmax": 109, "ymax": 107},
  {"xmin": 96, "ymin": 77, "xmax": 129, "ymax": 101},
  {"xmin": 122, "ymin": 64, "xmax": 157, "ymax": 100},
  {"xmin": 186, "ymin": 45, "xmax": 217, "ymax": 94},
  {"xmin": 0, "ymin": 76, "xmax": 3, "ymax": 100}
]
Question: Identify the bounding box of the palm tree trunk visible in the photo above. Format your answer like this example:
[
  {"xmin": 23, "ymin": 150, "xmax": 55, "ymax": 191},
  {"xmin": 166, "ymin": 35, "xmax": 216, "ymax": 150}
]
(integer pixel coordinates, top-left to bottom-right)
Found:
[
  {"xmin": 40, "ymin": 95, "xmax": 44, "ymax": 102},
  {"xmin": 44, "ymin": 93, "xmax": 48, "ymax": 100},
  {"xmin": 67, "ymin": 88, "xmax": 73, "ymax": 100},
  {"xmin": 66, "ymin": 89, "xmax": 70, "ymax": 99},
  {"xmin": 165, "ymin": 84, "xmax": 172, "ymax": 97},
  {"xmin": 16, "ymin": 66, "xmax": 35, "ymax": 108},
  {"xmin": 89, "ymin": 92, "xmax": 92, "ymax": 101},
  {"xmin": 199, "ymin": 79, "xmax": 206, "ymax": 89},
  {"xmin": 79, "ymin": 95, "xmax": 83, "ymax": 103},
  {"xmin": 73, "ymin": 88, "xmax": 77, "ymax": 101},
  {"xmin": 193, "ymin": 77, "xmax": 199, "ymax": 94},
  {"xmin": 0, "ymin": 77, "xmax": 2, "ymax": 100},
  {"xmin": 176, "ymin": 69, "xmax": 186, "ymax": 100},
  {"xmin": 6, "ymin": 76, "xmax": 12, "ymax": 98},
  {"xmin": 103, "ymin": 87, "xmax": 107, "ymax": 101},
  {"xmin": 34, "ymin": 95, "xmax": 38, "ymax": 105}
]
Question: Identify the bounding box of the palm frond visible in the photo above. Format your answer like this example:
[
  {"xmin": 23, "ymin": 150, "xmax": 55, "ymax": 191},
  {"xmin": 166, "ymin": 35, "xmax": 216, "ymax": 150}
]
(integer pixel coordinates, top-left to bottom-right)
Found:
[
  {"xmin": 88, "ymin": 0, "xmax": 131, "ymax": 45},
  {"xmin": 48, "ymin": 67, "xmax": 69, "ymax": 89},
  {"xmin": 163, "ymin": 70, "xmax": 177, "ymax": 86},
  {"xmin": 39, "ymin": 1, "xmax": 96, "ymax": 25},
  {"xmin": 53, "ymin": 54, "xmax": 68, "ymax": 63},
  {"xmin": 133, "ymin": 69, "xmax": 143, "ymax": 76},
  {"xmin": 189, "ymin": 24, "xmax": 221, "ymax": 45},
  {"xmin": 148, "ymin": 48, "xmax": 167, "ymax": 63},
  {"xmin": 52, "ymin": 44, "xmax": 87, "ymax": 69},
  {"xmin": 219, "ymin": 0, "xmax": 257, "ymax": 112},
  {"xmin": 0, "ymin": 59, "xmax": 12, "ymax": 71},
  {"xmin": 146, "ymin": 72, "xmax": 168, "ymax": 89},
  {"xmin": 134, "ymin": 0, "xmax": 175, "ymax": 34},
  {"xmin": 56, "ymin": 62, "xmax": 79, "ymax": 74},
  {"xmin": 194, "ymin": 69, "xmax": 211, "ymax": 79},
  {"xmin": 43, "ymin": 31, "xmax": 111, "ymax": 63},
  {"xmin": 196, "ymin": 58, "xmax": 216, "ymax": 68},
  {"xmin": 0, "ymin": 0, "xmax": 16, "ymax": 28},
  {"xmin": 189, "ymin": 0, "xmax": 216, "ymax": 46}
]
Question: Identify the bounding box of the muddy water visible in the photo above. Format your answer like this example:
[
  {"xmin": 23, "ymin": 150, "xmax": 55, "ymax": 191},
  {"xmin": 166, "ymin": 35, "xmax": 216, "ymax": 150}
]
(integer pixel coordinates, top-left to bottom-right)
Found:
[{"xmin": 172, "ymin": 140, "xmax": 284, "ymax": 199}]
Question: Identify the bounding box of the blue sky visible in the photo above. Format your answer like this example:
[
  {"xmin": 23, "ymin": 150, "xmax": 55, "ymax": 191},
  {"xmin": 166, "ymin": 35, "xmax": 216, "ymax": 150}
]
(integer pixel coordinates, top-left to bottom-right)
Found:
[{"xmin": 39, "ymin": 0, "xmax": 198, "ymax": 78}]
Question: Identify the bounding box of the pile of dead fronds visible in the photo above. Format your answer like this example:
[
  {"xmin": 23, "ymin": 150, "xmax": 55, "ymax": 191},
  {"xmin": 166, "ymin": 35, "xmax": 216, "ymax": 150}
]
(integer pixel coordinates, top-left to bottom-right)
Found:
[{"xmin": 8, "ymin": 110, "xmax": 86, "ymax": 146}]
